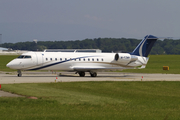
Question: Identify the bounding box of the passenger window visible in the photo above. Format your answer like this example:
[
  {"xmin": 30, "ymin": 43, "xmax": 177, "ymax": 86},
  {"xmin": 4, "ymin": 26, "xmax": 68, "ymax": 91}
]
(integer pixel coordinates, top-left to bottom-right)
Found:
[
  {"xmin": 102, "ymin": 59, "xmax": 103, "ymax": 61},
  {"xmin": 97, "ymin": 59, "xmax": 99, "ymax": 61},
  {"xmin": 92, "ymin": 58, "xmax": 94, "ymax": 61},
  {"xmin": 83, "ymin": 58, "xmax": 85, "ymax": 61},
  {"xmin": 88, "ymin": 58, "xmax": 90, "ymax": 61},
  {"xmin": 46, "ymin": 58, "xmax": 48, "ymax": 61},
  {"xmin": 74, "ymin": 58, "xmax": 76, "ymax": 61},
  {"xmin": 55, "ymin": 58, "xmax": 57, "ymax": 61},
  {"xmin": 65, "ymin": 58, "xmax": 67, "ymax": 61},
  {"xmin": 50, "ymin": 58, "xmax": 52, "ymax": 61},
  {"xmin": 60, "ymin": 58, "xmax": 62, "ymax": 61},
  {"xmin": 79, "ymin": 58, "xmax": 81, "ymax": 61}
]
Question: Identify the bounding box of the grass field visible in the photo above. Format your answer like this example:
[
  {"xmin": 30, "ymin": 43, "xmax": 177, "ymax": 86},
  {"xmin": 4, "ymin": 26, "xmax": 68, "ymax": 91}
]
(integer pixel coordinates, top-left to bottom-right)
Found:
[
  {"xmin": 1, "ymin": 55, "xmax": 180, "ymax": 119},
  {"xmin": 1, "ymin": 82, "xmax": 180, "ymax": 120},
  {"xmin": 122, "ymin": 55, "xmax": 180, "ymax": 74},
  {"xmin": 0, "ymin": 55, "xmax": 18, "ymax": 72}
]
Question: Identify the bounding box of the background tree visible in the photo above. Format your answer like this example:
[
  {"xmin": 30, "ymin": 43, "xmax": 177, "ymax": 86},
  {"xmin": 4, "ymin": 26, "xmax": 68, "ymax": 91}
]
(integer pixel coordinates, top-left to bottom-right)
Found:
[{"xmin": 1, "ymin": 38, "xmax": 180, "ymax": 55}]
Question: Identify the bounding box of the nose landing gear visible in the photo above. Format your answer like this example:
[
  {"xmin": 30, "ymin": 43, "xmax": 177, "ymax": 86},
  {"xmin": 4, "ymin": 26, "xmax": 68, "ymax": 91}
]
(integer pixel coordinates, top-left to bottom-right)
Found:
[{"xmin": 17, "ymin": 70, "xmax": 22, "ymax": 77}]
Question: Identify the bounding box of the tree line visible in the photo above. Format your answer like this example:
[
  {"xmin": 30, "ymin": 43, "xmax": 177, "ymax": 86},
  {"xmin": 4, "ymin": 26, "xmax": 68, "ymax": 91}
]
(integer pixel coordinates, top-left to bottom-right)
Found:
[{"xmin": 1, "ymin": 38, "xmax": 180, "ymax": 55}]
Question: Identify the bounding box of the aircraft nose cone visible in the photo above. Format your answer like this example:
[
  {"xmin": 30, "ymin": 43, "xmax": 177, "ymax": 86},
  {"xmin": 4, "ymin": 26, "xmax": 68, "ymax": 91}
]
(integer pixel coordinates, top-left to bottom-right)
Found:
[
  {"xmin": 6, "ymin": 60, "xmax": 22, "ymax": 69},
  {"xmin": 6, "ymin": 62, "xmax": 12, "ymax": 68},
  {"xmin": 6, "ymin": 61, "xmax": 17, "ymax": 69}
]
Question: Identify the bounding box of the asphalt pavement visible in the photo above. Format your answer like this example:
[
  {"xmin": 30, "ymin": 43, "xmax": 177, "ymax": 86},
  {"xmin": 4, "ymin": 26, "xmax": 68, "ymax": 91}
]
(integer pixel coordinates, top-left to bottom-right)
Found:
[{"xmin": 1, "ymin": 71, "xmax": 180, "ymax": 97}]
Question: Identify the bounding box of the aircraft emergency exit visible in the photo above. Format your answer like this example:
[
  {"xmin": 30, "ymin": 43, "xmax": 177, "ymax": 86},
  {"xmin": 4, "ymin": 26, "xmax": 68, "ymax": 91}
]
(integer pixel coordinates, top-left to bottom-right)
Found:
[{"xmin": 6, "ymin": 35, "xmax": 158, "ymax": 77}]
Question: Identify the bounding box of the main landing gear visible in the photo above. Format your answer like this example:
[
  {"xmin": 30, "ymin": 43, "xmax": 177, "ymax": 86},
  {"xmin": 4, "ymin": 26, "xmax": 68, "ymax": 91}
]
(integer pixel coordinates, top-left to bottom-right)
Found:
[
  {"xmin": 78, "ymin": 71, "xmax": 85, "ymax": 77},
  {"xmin": 90, "ymin": 72, "xmax": 97, "ymax": 77},
  {"xmin": 77, "ymin": 71, "xmax": 97, "ymax": 77},
  {"xmin": 17, "ymin": 70, "xmax": 22, "ymax": 77}
]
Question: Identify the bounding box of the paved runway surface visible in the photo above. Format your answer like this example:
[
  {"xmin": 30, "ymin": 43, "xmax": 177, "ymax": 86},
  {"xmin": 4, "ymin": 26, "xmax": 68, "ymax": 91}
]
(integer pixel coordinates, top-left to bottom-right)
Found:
[
  {"xmin": 0, "ymin": 90, "xmax": 22, "ymax": 97},
  {"xmin": 1, "ymin": 71, "xmax": 180, "ymax": 97},
  {"xmin": 1, "ymin": 71, "xmax": 180, "ymax": 84}
]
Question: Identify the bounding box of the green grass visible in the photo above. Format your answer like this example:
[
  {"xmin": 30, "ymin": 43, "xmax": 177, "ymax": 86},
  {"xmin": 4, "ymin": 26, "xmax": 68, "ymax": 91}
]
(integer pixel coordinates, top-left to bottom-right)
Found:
[
  {"xmin": 0, "ymin": 55, "xmax": 18, "ymax": 72},
  {"xmin": 123, "ymin": 55, "xmax": 180, "ymax": 74},
  {"xmin": 1, "ymin": 55, "xmax": 180, "ymax": 119},
  {"xmin": 1, "ymin": 82, "xmax": 180, "ymax": 120}
]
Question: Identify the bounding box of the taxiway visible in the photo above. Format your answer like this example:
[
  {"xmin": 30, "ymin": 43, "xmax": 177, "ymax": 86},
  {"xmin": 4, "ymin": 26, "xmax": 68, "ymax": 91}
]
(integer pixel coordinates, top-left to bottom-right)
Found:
[{"xmin": 1, "ymin": 72, "xmax": 180, "ymax": 84}]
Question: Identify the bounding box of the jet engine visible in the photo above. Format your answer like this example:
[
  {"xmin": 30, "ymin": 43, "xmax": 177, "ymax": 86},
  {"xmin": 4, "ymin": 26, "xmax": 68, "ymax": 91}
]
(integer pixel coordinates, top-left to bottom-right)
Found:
[{"xmin": 114, "ymin": 53, "xmax": 143, "ymax": 66}]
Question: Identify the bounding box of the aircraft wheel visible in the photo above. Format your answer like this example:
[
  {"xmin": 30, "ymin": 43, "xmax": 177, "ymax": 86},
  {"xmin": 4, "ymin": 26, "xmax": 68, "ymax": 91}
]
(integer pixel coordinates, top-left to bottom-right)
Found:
[
  {"xmin": 79, "ymin": 72, "xmax": 85, "ymax": 77},
  {"xmin": 90, "ymin": 72, "xmax": 97, "ymax": 77},
  {"xmin": 17, "ymin": 70, "xmax": 22, "ymax": 77},
  {"xmin": 18, "ymin": 73, "xmax": 22, "ymax": 77}
]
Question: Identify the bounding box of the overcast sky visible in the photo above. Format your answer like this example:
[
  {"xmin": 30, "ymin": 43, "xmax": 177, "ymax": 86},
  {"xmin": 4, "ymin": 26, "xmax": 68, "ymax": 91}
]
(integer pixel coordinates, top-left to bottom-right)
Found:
[{"xmin": 0, "ymin": 0, "xmax": 180, "ymax": 43}]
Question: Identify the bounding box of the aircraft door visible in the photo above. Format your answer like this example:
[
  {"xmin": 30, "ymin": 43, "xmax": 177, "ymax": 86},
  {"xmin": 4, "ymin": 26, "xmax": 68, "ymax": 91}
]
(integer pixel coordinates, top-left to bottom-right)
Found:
[{"xmin": 35, "ymin": 53, "xmax": 44, "ymax": 66}]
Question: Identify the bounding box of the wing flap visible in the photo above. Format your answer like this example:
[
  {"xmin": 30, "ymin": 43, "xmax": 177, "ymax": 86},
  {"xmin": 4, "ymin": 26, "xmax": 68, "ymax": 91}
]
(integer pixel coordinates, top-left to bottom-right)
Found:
[{"xmin": 72, "ymin": 66, "xmax": 133, "ymax": 71}]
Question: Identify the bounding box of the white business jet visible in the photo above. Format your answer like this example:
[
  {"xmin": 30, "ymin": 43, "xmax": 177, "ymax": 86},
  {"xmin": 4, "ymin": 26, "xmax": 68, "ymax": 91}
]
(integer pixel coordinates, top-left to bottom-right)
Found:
[{"xmin": 6, "ymin": 35, "xmax": 158, "ymax": 77}]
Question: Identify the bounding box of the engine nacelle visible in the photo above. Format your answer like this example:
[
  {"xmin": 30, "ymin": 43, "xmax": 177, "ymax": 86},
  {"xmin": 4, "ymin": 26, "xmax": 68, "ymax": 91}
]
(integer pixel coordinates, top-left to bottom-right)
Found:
[
  {"xmin": 114, "ymin": 53, "xmax": 132, "ymax": 65},
  {"xmin": 114, "ymin": 53, "xmax": 144, "ymax": 66}
]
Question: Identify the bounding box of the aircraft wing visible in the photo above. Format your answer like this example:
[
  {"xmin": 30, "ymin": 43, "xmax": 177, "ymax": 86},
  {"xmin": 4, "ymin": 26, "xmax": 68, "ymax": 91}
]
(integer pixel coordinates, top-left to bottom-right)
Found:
[{"xmin": 72, "ymin": 66, "xmax": 133, "ymax": 71}]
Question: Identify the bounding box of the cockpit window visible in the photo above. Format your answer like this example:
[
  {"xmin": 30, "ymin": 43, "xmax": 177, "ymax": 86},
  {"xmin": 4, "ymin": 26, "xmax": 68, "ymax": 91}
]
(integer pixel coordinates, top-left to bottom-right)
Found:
[
  {"xmin": 24, "ymin": 56, "xmax": 31, "ymax": 58},
  {"xmin": 17, "ymin": 55, "xmax": 25, "ymax": 58},
  {"xmin": 17, "ymin": 55, "xmax": 31, "ymax": 59}
]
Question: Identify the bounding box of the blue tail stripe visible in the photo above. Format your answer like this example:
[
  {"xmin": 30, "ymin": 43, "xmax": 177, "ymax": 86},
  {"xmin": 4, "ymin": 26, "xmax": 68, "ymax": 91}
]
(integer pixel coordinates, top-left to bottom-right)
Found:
[{"xmin": 131, "ymin": 35, "xmax": 158, "ymax": 57}]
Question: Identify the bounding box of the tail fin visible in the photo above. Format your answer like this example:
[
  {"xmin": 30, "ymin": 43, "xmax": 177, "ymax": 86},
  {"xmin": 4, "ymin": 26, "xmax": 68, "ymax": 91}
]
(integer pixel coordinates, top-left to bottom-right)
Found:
[{"xmin": 131, "ymin": 35, "xmax": 158, "ymax": 57}]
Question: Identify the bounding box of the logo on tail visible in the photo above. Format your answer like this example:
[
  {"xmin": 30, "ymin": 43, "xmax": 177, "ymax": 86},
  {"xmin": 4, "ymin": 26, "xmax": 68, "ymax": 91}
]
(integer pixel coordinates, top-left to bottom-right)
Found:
[{"xmin": 131, "ymin": 35, "xmax": 158, "ymax": 57}]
